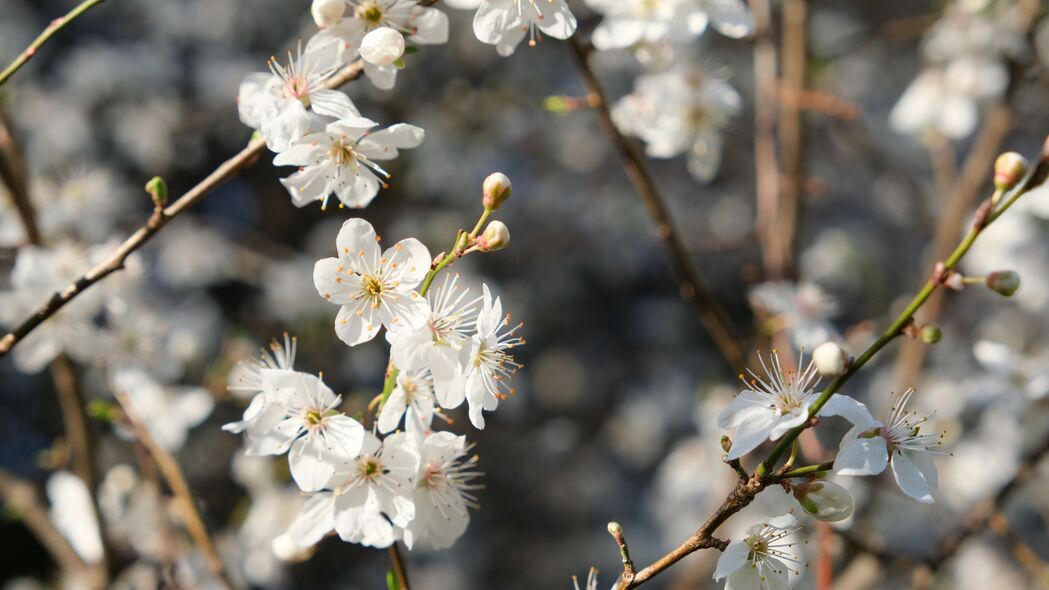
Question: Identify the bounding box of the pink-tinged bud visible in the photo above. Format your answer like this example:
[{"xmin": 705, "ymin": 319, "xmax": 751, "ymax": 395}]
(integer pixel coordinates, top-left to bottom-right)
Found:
[
  {"xmin": 994, "ymin": 152, "xmax": 1028, "ymax": 192},
  {"xmin": 920, "ymin": 323, "xmax": 942, "ymax": 344},
  {"xmin": 987, "ymin": 270, "xmax": 1021, "ymax": 297},
  {"xmin": 476, "ymin": 220, "xmax": 510, "ymax": 252},
  {"xmin": 311, "ymin": 0, "xmax": 346, "ymax": 28},
  {"xmin": 812, "ymin": 342, "xmax": 848, "ymax": 377},
  {"xmin": 944, "ymin": 272, "xmax": 965, "ymax": 291},
  {"xmin": 360, "ymin": 27, "xmax": 405, "ymax": 67},
  {"xmin": 793, "ymin": 481, "xmax": 854, "ymax": 522},
  {"xmin": 482, "ymin": 172, "xmax": 512, "ymax": 210}
]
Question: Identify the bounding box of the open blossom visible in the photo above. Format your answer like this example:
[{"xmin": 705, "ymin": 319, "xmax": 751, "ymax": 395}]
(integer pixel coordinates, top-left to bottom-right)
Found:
[
  {"xmin": 274, "ymin": 116, "xmax": 425, "ymax": 209},
  {"xmin": 237, "ymin": 48, "xmax": 360, "ymax": 152},
  {"xmin": 461, "ymin": 284, "xmax": 525, "ymax": 429},
  {"xmin": 713, "ymin": 513, "xmax": 803, "ymax": 590},
  {"xmin": 377, "ymin": 369, "xmax": 437, "ymax": 434},
  {"xmin": 717, "ymin": 351, "xmax": 869, "ymax": 460},
  {"xmin": 388, "ymin": 273, "xmax": 480, "ymax": 405},
  {"xmin": 586, "ymin": 0, "xmax": 752, "ymax": 55},
  {"xmin": 834, "ymin": 388, "xmax": 943, "ymax": 504},
  {"xmin": 223, "ymin": 334, "xmax": 298, "ymax": 442},
  {"xmin": 403, "ymin": 431, "xmax": 481, "ymax": 550},
  {"xmin": 111, "ymin": 367, "xmax": 214, "ymax": 453},
  {"xmin": 314, "ymin": 218, "xmax": 431, "ymax": 346},
  {"xmin": 612, "ymin": 68, "xmax": 741, "ymax": 182},
  {"xmin": 284, "ymin": 432, "xmax": 419, "ymax": 549},
  {"xmin": 306, "ymin": 0, "xmax": 448, "ymax": 89},
  {"xmin": 233, "ymin": 369, "xmax": 366, "ymax": 492},
  {"xmin": 472, "ymin": 0, "xmax": 578, "ymax": 57},
  {"xmin": 889, "ymin": 63, "xmax": 1005, "ymax": 140},
  {"xmin": 748, "ymin": 281, "xmax": 839, "ymax": 350}
]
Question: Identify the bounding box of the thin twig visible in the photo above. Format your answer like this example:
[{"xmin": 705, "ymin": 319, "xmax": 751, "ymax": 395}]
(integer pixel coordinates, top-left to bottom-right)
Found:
[
  {"xmin": 0, "ymin": 468, "xmax": 89, "ymax": 574},
  {"xmin": 567, "ymin": 37, "xmax": 747, "ymax": 374},
  {"xmin": 0, "ymin": 60, "xmax": 364, "ymax": 360},
  {"xmin": 112, "ymin": 386, "xmax": 233, "ymax": 589},
  {"xmin": 0, "ymin": 108, "xmax": 40, "ymax": 244},
  {"xmin": 751, "ymin": 0, "xmax": 783, "ymax": 280},
  {"xmin": 773, "ymin": 0, "xmax": 808, "ymax": 282},
  {"xmin": 389, "ymin": 543, "xmax": 411, "ymax": 589},
  {"xmin": 0, "ymin": 0, "xmax": 109, "ymax": 88}
]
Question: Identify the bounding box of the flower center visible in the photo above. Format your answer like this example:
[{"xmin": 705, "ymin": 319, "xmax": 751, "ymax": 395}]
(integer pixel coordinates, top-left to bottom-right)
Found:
[
  {"xmin": 329, "ymin": 142, "xmax": 358, "ymax": 167},
  {"xmin": 355, "ymin": 2, "xmax": 385, "ymax": 26},
  {"xmin": 364, "ymin": 275, "xmax": 384, "ymax": 297},
  {"xmin": 363, "ymin": 459, "xmax": 381, "ymax": 477},
  {"xmin": 304, "ymin": 409, "xmax": 324, "ymax": 427}
]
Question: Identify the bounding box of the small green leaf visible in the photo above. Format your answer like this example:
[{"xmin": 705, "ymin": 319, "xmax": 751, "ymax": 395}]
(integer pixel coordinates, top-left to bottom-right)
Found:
[{"xmin": 386, "ymin": 570, "xmax": 400, "ymax": 590}]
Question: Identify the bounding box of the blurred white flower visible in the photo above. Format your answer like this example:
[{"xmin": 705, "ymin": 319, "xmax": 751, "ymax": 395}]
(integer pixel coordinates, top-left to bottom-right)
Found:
[
  {"xmin": 748, "ymin": 281, "xmax": 839, "ymax": 350},
  {"xmin": 47, "ymin": 471, "xmax": 104, "ymax": 564},
  {"xmin": 974, "ymin": 339, "xmax": 1049, "ymax": 400},
  {"xmin": 834, "ymin": 388, "xmax": 942, "ymax": 504},
  {"xmin": 472, "ymin": 0, "xmax": 577, "ymax": 57},
  {"xmin": 586, "ymin": 0, "xmax": 751, "ymax": 57},
  {"xmin": 313, "ymin": 218, "xmax": 431, "ymax": 346},
  {"xmin": 274, "ymin": 117, "xmax": 425, "ymax": 209},
  {"xmin": 713, "ymin": 513, "xmax": 802, "ymax": 590},
  {"xmin": 613, "ymin": 68, "xmax": 741, "ymax": 182},
  {"xmin": 0, "ymin": 243, "xmax": 107, "ymax": 373},
  {"xmin": 112, "ymin": 367, "xmax": 214, "ymax": 452},
  {"xmin": 226, "ymin": 332, "xmax": 298, "ymax": 402}
]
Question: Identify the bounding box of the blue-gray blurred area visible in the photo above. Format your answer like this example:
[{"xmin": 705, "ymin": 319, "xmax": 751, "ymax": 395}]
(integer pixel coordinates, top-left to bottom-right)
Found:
[{"xmin": 3, "ymin": 0, "xmax": 1049, "ymax": 589}]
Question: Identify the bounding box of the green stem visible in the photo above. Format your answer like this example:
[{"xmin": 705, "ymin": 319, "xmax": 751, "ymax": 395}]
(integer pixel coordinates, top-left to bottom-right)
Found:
[
  {"xmin": 756, "ymin": 152, "xmax": 1049, "ymax": 477},
  {"xmin": 0, "ymin": 0, "xmax": 109, "ymax": 88},
  {"xmin": 777, "ymin": 461, "xmax": 834, "ymax": 480},
  {"xmin": 469, "ymin": 208, "xmax": 492, "ymax": 238}
]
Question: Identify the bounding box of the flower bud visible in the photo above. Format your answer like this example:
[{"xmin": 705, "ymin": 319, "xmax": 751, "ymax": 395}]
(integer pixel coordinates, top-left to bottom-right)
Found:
[
  {"xmin": 813, "ymin": 342, "xmax": 848, "ymax": 377},
  {"xmin": 311, "ymin": 0, "xmax": 346, "ymax": 28},
  {"xmin": 993, "ymin": 152, "xmax": 1028, "ymax": 192},
  {"xmin": 476, "ymin": 220, "xmax": 510, "ymax": 252},
  {"xmin": 359, "ymin": 27, "xmax": 405, "ymax": 67},
  {"xmin": 482, "ymin": 172, "xmax": 512, "ymax": 210},
  {"xmin": 987, "ymin": 270, "xmax": 1021, "ymax": 297},
  {"xmin": 720, "ymin": 435, "xmax": 732, "ymax": 454},
  {"xmin": 920, "ymin": 323, "xmax": 942, "ymax": 344},
  {"xmin": 793, "ymin": 481, "xmax": 854, "ymax": 522},
  {"xmin": 145, "ymin": 176, "xmax": 167, "ymax": 208}
]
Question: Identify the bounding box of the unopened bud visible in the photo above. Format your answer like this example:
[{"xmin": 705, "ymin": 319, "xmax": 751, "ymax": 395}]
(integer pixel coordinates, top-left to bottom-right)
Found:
[
  {"xmin": 813, "ymin": 342, "xmax": 848, "ymax": 377},
  {"xmin": 994, "ymin": 152, "xmax": 1028, "ymax": 192},
  {"xmin": 607, "ymin": 521, "xmax": 622, "ymax": 536},
  {"xmin": 920, "ymin": 323, "xmax": 942, "ymax": 344},
  {"xmin": 987, "ymin": 270, "xmax": 1021, "ymax": 297},
  {"xmin": 793, "ymin": 481, "xmax": 854, "ymax": 522},
  {"xmin": 311, "ymin": 0, "xmax": 346, "ymax": 28},
  {"xmin": 482, "ymin": 172, "xmax": 512, "ymax": 210},
  {"xmin": 360, "ymin": 27, "xmax": 405, "ymax": 67},
  {"xmin": 145, "ymin": 176, "xmax": 167, "ymax": 208},
  {"xmin": 476, "ymin": 220, "xmax": 510, "ymax": 252}
]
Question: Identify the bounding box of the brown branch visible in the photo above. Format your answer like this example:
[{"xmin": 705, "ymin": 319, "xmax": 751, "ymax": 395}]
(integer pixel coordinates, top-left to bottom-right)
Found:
[
  {"xmin": 0, "ymin": 108, "xmax": 40, "ymax": 244},
  {"xmin": 0, "ymin": 60, "xmax": 364, "ymax": 361},
  {"xmin": 567, "ymin": 37, "xmax": 747, "ymax": 374},
  {"xmin": 0, "ymin": 468, "xmax": 89, "ymax": 574},
  {"xmin": 112, "ymin": 385, "xmax": 232, "ymax": 589},
  {"xmin": 751, "ymin": 0, "xmax": 783, "ymax": 280},
  {"xmin": 389, "ymin": 543, "xmax": 411, "ymax": 589}
]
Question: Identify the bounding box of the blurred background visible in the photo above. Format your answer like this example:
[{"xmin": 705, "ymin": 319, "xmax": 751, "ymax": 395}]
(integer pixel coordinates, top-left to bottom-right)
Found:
[{"xmin": 2, "ymin": 0, "xmax": 1049, "ymax": 588}]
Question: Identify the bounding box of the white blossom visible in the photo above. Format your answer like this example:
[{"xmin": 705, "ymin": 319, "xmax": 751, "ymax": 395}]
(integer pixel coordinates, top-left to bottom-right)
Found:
[
  {"xmin": 47, "ymin": 471, "xmax": 104, "ymax": 564},
  {"xmin": 233, "ymin": 369, "xmax": 366, "ymax": 493},
  {"xmin": 472, "ymin": 0, "xmax": 578, "ymax": 57},
  {"xmin": 313, "ymin": 218, "xmax": 431, "ymax": 346},
  {"xmin": 833, "ymin": 388, "xmax": 943, "ymax": 504},
  {"xmin": 377, "ymin": 369, "xmax": 438, "ymax": 434},
  {"xmin": 713, "ymin": 513, "xmax": 802, "ymax": 590},
  {"xmin": 284, "ymin": 432, "xmax": 419, "ymax": 549},
  {"xmin": 237, "ymin": 46, "xmax": 360, "ymax": 152},
  {"xmin": 586, "ymin": 0, "xmax": 752, "ymax": 57},
  {"xmin": 274, "ymin": 117, "xmax": 424, "ymax": 210},
  {"xmin": 717, "ymin": 351, "xmax": 869, "ymax": 460},
  {"xmin": 612, "ymin": 68, "xmax": 741, "ymax": 182},
  {"xmin": 360, "ymin": 26, "xmax": 406, "ymax": 67},
  {"xmin": 461, "ymin": 284, "xmax": 525, "ymax": 429},
  {"xmin": 403, "ymin": 431, "xmax": 481, "ymax": 549},
  {"xmin": 748, "ymin": 281, "xmax": 839, "ymax": 350}
]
